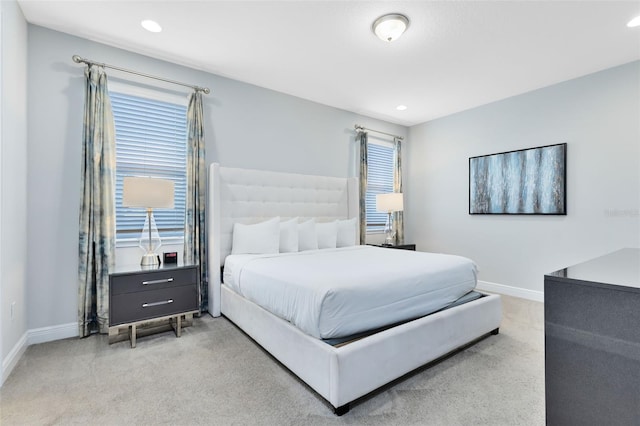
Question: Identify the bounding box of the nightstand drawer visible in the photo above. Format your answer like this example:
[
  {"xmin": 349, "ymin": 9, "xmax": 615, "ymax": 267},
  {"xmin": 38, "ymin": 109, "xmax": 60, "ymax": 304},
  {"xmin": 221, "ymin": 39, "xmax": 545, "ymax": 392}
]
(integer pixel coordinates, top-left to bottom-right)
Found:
[
  {"xmin": 110, "ymin": 285, "xmax": 198, "ymax": 326},
  {"xmin": 110, "ymin": 267, "xmax": 197, "ymax": 295}
]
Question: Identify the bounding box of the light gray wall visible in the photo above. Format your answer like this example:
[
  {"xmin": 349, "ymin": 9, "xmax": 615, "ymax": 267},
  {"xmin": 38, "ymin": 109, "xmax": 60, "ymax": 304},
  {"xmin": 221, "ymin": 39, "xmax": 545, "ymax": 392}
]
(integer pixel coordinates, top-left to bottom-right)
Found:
[
  {"xmin": 27, "ymin": 26, "xmax": 407, "ymax": 330},
  {"xmin": 406, "ymin": 61, "xmax": 640, "ymax": 295},
  {"xmin": 1, "ymin": 0, "xmax": 28, "ymax": 379}
]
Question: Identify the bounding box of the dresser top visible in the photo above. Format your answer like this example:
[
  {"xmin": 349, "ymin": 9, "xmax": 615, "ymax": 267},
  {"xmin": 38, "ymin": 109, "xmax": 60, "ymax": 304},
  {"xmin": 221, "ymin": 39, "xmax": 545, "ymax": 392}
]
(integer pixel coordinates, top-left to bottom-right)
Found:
[{"xmin": 546, "ymin": 248, "xmax": 640, "ymax": 289}]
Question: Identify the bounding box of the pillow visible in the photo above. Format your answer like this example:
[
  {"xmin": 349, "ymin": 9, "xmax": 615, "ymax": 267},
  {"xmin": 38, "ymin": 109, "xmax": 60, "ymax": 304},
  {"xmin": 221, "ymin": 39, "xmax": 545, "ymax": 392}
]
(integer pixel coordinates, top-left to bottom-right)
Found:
[
  {"xmin": 337, "ymin": 218, "xmax": 357, "ymax": 247},
  {"xmin": 298, "ymin": 219, "xmax": 318, "ymax": 251},
  {"xmin": 279, "ymin": 218, "xmax": 299, "ymax": 253},
  {"xmin": 317, "ymin": 221, "xmax": 338, "ymax": 249},
  {"xmin": 231, "ymin": 217, "xmax": 280, "ymax": 255}
]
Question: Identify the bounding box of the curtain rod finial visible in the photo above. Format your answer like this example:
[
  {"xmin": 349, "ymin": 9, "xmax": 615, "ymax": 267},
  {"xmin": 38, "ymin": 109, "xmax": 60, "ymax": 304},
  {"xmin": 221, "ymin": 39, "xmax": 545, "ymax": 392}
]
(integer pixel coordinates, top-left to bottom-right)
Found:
[{"xmin": 72, "ymin": 55, "xmax": 83, "ymax": 63}]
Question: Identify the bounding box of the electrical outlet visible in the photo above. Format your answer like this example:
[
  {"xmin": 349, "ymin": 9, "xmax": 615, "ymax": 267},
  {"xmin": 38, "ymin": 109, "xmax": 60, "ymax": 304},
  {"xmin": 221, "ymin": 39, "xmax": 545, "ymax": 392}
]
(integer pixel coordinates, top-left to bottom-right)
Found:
[{"xmin": 11, "ymin": 301, "xmax": 16, "ymax": 322}]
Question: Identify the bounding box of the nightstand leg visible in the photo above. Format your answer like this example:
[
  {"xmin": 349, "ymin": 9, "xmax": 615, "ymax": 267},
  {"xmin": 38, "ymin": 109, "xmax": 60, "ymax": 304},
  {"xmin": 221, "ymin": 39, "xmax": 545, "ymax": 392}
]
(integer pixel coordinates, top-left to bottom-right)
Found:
[
  {"xmin": 130, "ymin": 324, "xmax": 137, "ymax": 348},
  {"xmin": 176, "ymin": 315, "xmax": 182, "ymax": 338}
]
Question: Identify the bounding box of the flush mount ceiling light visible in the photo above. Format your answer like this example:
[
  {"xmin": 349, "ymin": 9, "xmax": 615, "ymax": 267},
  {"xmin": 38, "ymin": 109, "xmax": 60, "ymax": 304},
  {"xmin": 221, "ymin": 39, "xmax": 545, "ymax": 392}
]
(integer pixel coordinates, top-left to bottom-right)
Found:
[
  {"xmin": 396, "ymin": 105, "xmax": 407, "ymax": 111},
  {"xmin": 141, "ymin": 19, "xmax": 162, "ymax": 33},
  {"xmin": 373, "ymin": 13, "xmax": 409, "ymax": 42},
  {"xmin": 628, "ymin": 15, "xmax": 640, "ymax": 27}
]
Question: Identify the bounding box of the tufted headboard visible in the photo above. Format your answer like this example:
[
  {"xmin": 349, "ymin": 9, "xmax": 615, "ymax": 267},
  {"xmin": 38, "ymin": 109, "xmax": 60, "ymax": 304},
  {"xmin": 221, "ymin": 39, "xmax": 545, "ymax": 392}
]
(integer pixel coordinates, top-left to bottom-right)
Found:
[{"xmin": 207, "ymin": 163, "xmax": 359, "ymax": 316}]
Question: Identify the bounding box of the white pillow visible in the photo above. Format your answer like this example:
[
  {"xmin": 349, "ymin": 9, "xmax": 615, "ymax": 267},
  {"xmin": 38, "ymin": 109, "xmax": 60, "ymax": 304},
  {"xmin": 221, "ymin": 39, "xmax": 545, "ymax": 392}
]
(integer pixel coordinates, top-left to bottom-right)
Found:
[
  {"xmin": 317, "ymin": 221, "xmax": 338, "ymax": 249},
  {"xmin": 298, "ymin": 219, "xmax": 318, "ymax": 251},
  {"xmin": 337, "ymin": 218, "xmax": 357, "ymax": 247},
  {"xmin": 279, "ymin": 218, "xmax": 299, "ymax": 253},
  {"xmin": 231, "ymin": 217, "xmax": 280, "ymax": 255}
]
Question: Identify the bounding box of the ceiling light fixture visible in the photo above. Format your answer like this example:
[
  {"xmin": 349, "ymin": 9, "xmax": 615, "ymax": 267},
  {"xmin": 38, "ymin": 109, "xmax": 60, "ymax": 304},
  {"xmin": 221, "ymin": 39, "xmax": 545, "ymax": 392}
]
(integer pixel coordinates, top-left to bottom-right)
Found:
[
  {"xmin": 627, "ymin": 15, "xmax": 640, "ymax": 27},
  {"xmin": 141, "ymin": 19, "xmax": 162, "ymax": 33},
  {"xmin": 372, "ymin": 13, "xmax": 409, "ymax": 42},
  {"xmin": 396, "ymin": 105, "xmax": 407, "ymax": 111}
]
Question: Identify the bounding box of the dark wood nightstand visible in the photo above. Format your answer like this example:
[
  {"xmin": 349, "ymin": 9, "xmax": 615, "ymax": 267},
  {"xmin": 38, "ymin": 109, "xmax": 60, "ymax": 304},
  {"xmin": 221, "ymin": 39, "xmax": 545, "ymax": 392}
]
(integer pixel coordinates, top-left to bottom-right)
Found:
[
  {"xmin": 108, "ymin": 262, "xmax": 199, "ymax": 348},
  {"xmin": 369, "ymin": 244, "xmax": 416, "ymax": 251}
]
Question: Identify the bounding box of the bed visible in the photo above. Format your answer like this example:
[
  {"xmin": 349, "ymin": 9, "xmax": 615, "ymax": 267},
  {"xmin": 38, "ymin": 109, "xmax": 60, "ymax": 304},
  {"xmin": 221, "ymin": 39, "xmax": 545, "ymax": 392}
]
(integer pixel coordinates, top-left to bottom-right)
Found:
[{"xmin": 207, "ymin": 163, "xmax": 502, "ymax": 414}]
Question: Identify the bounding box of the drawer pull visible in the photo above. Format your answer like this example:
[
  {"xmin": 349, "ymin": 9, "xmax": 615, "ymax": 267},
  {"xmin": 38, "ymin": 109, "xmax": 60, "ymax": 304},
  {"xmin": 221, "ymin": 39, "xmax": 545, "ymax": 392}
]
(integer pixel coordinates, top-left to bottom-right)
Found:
[
  {"xmin": 142, "ymin": 299, "xmax": 174, "ymax": 308},
  {"xmin": 142, "ymin": 278, "xmax": 174, "ymax": 285}
]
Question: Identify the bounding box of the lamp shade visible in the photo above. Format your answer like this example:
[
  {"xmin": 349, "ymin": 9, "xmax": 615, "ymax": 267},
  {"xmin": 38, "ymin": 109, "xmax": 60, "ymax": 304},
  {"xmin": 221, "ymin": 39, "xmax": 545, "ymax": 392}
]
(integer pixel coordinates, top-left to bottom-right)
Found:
[
  {"xmin": 376, "ymin": 193, "xmax": 404, "ymax": 213},
  {"xmin": 122, "ymin": 176, "xmax": 174, "ymax": 208}
]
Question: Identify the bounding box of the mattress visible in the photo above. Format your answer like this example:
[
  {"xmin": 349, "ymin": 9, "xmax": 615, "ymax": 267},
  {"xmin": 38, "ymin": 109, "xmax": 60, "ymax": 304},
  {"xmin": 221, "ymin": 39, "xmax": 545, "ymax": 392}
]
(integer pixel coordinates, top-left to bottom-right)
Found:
[{"xmin": 223, "ymin": 246, "xmax": 478, "ymax": 339}]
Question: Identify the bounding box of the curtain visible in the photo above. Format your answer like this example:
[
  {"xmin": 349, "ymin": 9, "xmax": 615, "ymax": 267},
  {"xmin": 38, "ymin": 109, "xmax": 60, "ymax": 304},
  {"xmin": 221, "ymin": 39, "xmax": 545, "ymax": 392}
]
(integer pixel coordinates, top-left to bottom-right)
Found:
[
  {"xmin": 78, "ymin": 65, "xmax": 116, "ymax": 337},
  {"xmin": 357, "ymin": 131, "xmax": 368, "ymax": 245},
  {"xmin": 184, "ymin": 91, "xmax": 208, "ymax": 311},
  {"xmin": 393, "ymin": 137, "xmax": 404, "ymax": 245}
]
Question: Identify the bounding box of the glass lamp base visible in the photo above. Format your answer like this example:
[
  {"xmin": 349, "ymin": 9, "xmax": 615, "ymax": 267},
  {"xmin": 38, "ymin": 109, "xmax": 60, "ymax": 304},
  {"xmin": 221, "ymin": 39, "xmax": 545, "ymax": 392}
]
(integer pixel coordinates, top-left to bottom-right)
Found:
[
  {"xmin": 140, "ymin": 252, "xmax": 160, "ymax": 267},
  {"xmin": 384, "ymin": 211, "xmax": 396, "ymax": 245},
  {"xmin": 384, "ymin": 233, "xmax": 395, "ymax": 245}
]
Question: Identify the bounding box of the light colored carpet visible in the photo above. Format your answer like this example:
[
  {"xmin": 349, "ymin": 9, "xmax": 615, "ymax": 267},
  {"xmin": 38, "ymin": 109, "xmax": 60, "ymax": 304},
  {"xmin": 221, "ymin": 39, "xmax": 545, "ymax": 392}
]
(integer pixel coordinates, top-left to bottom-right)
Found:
[{"xmin": 0, "ymin": 295, "xmax": 544, "ymax": 425}]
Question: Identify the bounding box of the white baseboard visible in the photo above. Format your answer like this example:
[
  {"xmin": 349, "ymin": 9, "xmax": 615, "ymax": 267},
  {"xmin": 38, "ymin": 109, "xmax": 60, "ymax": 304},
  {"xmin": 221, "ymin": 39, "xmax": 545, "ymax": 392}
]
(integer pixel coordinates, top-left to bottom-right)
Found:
[
  {"xmin": 477, "ymin": 280, "xmax": 544, "ymax": 303},
  {"xmin": 1, "ymin": 323, "xmax": 79, "ymax": 387},
  {"xmin": 1, "ymin": 323, "xmax": 77, "ymax": 387},
  {"xmin": 27, "ymin": 322, "xmax": 78, "ymax": 345},
  {"xmin": 2, "ymin": 332, "xmax": 27, "ymax": 385}
]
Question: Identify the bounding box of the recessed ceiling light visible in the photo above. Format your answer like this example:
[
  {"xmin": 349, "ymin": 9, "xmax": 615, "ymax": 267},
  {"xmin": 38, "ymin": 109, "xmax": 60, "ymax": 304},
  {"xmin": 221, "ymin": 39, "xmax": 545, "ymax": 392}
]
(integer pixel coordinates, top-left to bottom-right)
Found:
[
  {"xmin": 627, "ymin": 15, "xmax": 640, "ymax": 28},
  {"xmin": 141, "ymin": 19, "xmax": 162, "ymax": 33},
  {"xmin": 396, "ymin": 105, "xmax": 407, "ymax": 111},
  {"xmin": 372, "ymin": 14, "xmax": 410, "ymax": 42}
]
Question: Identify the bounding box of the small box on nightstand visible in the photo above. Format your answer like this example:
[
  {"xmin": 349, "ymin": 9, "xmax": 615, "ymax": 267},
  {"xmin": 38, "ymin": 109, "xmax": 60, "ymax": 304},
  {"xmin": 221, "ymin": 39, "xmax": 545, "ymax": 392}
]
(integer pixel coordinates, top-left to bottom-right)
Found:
[{"xmin": 163, "ymin": 252, "xmax": 178, "ymax": 264}]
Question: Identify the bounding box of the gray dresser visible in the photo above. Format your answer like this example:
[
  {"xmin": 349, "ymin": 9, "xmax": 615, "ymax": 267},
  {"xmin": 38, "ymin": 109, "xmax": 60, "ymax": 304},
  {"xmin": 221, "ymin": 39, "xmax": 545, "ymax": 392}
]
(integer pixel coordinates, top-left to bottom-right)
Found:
[
  {"xmin": 109, "ymin": 263, "xmax": 199, "ymax": 347},
  {"xmin": 544, "ymin": 248, "xmax": 640, "ymax": 425}
]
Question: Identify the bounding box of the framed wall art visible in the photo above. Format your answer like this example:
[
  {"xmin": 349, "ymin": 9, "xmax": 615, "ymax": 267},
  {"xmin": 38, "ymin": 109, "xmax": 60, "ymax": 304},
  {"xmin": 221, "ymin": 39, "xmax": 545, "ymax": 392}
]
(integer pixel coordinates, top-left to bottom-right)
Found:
[{"xmin": 469, "ymin": 143, "xmax": 566, "ymax": 215}]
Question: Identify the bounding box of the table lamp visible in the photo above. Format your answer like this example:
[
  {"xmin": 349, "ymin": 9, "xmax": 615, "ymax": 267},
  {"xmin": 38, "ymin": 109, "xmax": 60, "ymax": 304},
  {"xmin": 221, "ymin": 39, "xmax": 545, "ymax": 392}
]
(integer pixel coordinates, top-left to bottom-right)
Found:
[
  {"xmin": 376, "ymin": 192, "xmax": 404, "ymax": 245},
  {"xmin": 122, "ymin": 176, "xmax": 175, "ymax": 266}
]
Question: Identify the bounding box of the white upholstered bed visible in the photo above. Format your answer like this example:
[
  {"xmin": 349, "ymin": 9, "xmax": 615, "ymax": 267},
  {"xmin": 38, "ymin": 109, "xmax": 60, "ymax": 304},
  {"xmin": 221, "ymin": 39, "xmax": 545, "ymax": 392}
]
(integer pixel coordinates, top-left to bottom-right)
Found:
[{"xmin": 207, "ymin": 163, "xmax": 502, "ymax": 414}]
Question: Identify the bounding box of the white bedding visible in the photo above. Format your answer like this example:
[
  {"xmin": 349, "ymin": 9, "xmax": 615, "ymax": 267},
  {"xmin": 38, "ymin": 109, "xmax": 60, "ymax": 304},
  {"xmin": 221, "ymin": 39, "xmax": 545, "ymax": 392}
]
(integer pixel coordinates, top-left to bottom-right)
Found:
[{"xmin": 223, "ymin": 246, "xmax": 477, "ymax": 339}]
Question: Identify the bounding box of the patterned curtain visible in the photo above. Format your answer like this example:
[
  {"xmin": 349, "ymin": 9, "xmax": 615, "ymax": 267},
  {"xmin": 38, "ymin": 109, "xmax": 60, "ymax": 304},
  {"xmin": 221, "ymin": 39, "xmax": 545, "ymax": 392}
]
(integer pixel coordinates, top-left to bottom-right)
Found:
[
  {"xmin": 393, "ymin": 137, "xmax": 404, "ymax": 245},
  {"xmin": 357, "ymin": 131, "xmax": 368, "ymax": 244},
  {"xmin": 184, "ymin": 91, "xmax": 208, "ymax": 311},
  {"xmin": 78, "ymin": 65, "xmax": 116, "ymax": 337}
]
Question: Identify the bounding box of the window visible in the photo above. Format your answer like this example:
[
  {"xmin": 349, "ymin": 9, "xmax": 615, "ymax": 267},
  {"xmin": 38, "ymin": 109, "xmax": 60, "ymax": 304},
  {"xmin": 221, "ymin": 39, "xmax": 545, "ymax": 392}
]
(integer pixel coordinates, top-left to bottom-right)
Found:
[
  {"xmin": 366, "ymin": 141, "xmax": 395, "ymax": 232},
  {"xmin": 110, "ymin": 89, "xmax": 188, "ymax": 244}
]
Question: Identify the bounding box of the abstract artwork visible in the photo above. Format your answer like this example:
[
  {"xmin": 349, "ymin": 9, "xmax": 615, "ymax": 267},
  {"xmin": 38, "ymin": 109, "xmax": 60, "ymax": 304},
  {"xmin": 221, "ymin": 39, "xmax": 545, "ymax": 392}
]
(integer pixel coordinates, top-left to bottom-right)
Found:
[{"xmin": 469, "ymin": 143, "xmax": 566, "ymax": 215}]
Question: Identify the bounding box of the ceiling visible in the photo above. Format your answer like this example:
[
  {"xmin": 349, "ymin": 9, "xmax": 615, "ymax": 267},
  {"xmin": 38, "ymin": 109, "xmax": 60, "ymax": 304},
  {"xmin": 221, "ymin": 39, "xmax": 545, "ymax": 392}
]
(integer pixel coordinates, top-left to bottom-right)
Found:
[{"xmin": 17, "ymin": 1, "xmax": 640, "ymax": 127}]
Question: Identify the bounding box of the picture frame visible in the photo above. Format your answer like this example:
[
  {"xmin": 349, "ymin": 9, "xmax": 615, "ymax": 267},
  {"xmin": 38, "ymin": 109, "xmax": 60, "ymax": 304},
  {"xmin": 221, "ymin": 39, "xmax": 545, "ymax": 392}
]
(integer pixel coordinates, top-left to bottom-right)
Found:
[{"xmin": 469, "ymin": 143, "xmax": 567, "ymax": 215}]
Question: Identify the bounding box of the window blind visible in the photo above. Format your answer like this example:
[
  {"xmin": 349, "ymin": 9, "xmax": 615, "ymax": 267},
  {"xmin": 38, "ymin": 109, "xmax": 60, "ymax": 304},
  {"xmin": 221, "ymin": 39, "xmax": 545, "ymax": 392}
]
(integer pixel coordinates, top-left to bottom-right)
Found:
[
  {"xmin": 111, "ymin": 91, "xmax": 187, "ymax": 241},
  {"xmin": 366, "ymin": 142, "xmax": 395, "ymax": 232}
]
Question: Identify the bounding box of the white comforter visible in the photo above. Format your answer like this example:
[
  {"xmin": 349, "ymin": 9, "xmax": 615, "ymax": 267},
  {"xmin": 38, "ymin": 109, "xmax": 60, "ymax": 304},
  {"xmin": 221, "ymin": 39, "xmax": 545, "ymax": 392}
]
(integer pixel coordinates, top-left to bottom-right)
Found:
[{"xmin": 223, "ymin": 246, "xmax": 477, "ymax": 339}]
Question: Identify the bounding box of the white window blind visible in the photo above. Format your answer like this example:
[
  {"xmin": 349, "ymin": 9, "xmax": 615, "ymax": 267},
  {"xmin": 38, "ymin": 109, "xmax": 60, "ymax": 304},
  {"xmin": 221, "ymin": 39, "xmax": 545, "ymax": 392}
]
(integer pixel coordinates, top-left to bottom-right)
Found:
[
  {"xmin": 111, "ymin": 91, "xmax": 187, "ymax": 242},
  {"xmin": 366, "ymin": 142, "xmax": 395, "ymax": 232}
]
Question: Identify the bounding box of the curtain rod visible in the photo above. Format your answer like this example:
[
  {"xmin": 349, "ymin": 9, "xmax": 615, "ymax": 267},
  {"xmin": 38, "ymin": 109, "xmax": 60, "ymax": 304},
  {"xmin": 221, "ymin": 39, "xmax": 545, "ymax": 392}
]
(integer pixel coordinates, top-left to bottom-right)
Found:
[
  {"xmin": 72, "ymin": 55, "xmax": 211, "ymax": 94},
  {"xmin": 354, "ymin": 124, "xmax": 404, "ymax": 141}
]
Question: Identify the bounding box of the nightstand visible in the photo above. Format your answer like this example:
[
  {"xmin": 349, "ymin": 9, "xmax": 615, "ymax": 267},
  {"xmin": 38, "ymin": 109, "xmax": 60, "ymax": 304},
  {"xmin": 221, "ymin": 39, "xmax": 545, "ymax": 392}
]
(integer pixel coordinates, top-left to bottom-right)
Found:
[
  {"xmin": 369, "ymin": 243, "xmax": 416, "ymax": 251},
  {"xmin": 108, "ymin": 262, "xmax": 199, "ymax": 348}
]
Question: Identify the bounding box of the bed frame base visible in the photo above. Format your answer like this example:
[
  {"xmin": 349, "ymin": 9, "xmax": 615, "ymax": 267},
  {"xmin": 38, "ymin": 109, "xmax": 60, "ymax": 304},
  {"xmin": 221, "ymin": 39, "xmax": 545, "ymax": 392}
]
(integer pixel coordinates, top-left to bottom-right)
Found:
[
  {"xmin": 330, "ymin": 326, "xmax": 499, "ymax": 415},
  {"xmin": 334, "ymin": 404, "xmax": 350, "ymax": 416},
  {"xmin": 225, "ymin": 307, "xmax": 501, "ymax": 417},
  {"xmin": 219, "ymin": 284, "xmax": 502, "ymax": 413}
]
